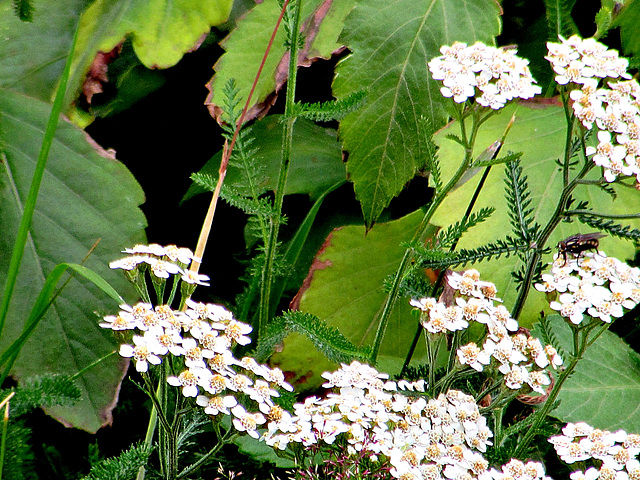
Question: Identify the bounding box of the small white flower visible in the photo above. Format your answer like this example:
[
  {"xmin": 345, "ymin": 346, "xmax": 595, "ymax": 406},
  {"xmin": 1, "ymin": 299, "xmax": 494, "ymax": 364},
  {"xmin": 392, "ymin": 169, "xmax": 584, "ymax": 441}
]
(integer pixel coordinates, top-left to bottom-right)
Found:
[
  {"xmin": 167, "ymin": 368, "xmax": 207, "ymax": 397},
  {"xmin": 99, "ymin": 312, "xmax": 136, "ymax": 331},
  {"xmin": 109, "ymin": 255, "xmax": 149, "ymax": 271},
  {"xmin": 231, "ymin": 405, "xmax": 265, "ymax": 439},
  {"xmin": 196, "ymin": 394, "xmax": 237, "ymax": 416},
  {"xmin": 457, "ymin": 343, "xmax": 491, "ymax": 372},
  {"xmin": 180, "ymin": 269, "xmax": 210, "ymax": 286},
  {"xmin": 163, "ymin": 245, "xmax": 194, "ymax": 265},
  {"xmin": 119, "ymin": 335, "xmax": 161, "ymax": 372}
]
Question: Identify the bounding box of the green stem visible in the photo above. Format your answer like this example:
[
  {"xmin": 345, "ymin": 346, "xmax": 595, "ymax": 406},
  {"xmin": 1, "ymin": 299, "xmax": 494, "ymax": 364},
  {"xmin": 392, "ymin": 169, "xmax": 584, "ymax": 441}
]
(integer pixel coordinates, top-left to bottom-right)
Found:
[
  {"xmin": 512, "ymin": 320, "xmax": 608, "ymax": 458},
  {"xmin": 177, "ymin": 429, "xmax": 237, "ymax": 479},
  {"xmin": 370, "ymin": 106, "xmax": 489, "ymax": 363},
  {"xmin": 258, "ymin": 0, "xmax": 302, "ymax": 336},
  {"xmin": 0, "ymin": 393, "xmax": 15, "ymax": 480},
  {"xmin": 510, "ymin": 92, "xmax": 596, "ymax": 319},
  {"xmin": 510, "ymin": 159, "xmax": 595, "ymax": 320},
  {"xmin": 492, "ymin": 405, "xmax": 505, "ymax": 449}
]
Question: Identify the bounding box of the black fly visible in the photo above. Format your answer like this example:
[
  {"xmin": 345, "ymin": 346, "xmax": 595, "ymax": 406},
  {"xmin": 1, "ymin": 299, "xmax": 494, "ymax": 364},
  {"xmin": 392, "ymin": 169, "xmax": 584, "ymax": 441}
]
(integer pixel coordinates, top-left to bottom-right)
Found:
[{"xmin": 557, "ymin": 233, "xmax": 606, "ymax": 266}]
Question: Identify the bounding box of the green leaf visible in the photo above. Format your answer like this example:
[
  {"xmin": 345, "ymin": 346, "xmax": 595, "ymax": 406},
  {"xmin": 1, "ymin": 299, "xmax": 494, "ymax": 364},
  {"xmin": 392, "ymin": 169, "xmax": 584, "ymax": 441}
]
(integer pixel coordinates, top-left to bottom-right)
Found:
[
  {"xmin": 614, "ymin": 0, "xmax": 640, "ymax": 57},
  {"xmin": 431, "ymin": 101, "xmax": 640, "ymax": 327},
  {"xmin": 206, "ymin": 0, "xmax": 354, "ymax": 122},
  {"xmin": 0, "ymin": 0, "xmax": 232, "ymax": 116},
  {"xmin": 333, "ymin": 0, "xmax": 502, "ymax": 227},
  {"xmin": 184, "ymin": 115, "xmax": 346, "ymax": 202},
  {"xmin": 65, "ymin": 0, "xmax": 232, "ymax": 108},
  {"xmin": 543, "ymin": 0, "xmax": 578, "ymax": 39},
  {"xmin": 542, "ymin": 315, "xmax": 640, "ymax": 432},
  {"xmin": 0, "ymin": 0, "xmax": 88, "ymax": 101},
  {"xmin": 270, "ymin": 210, "xmax": 433, "ymax": 389},
  {"xmin": 0, "ymin": 89, "xmax": 146, "ymax": 432}
]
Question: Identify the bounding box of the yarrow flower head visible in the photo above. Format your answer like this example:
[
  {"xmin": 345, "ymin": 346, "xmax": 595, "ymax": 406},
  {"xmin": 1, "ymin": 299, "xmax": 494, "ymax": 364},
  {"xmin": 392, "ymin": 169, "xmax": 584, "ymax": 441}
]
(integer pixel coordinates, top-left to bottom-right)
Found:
[
  {"xmin": 428, "ymin": 41, "xmax": 541, "ymax": 109},
  {"xmin": 546, "ymin": 35, "xmax": 640, "ymax": 183},
  {"xmin": 411, "ymin": 270, "xmax": 561, "ymax": 395},
  {"xmin": 109, "ymin": 243, "xmax": 210, "ymax": 286},
  {"xmin": 536, "ymin": 249, "xmax": 640, "ymax": 325},
  {"xmin": 104, "ymin": 244, "xmax": 293, "ymax": 437},
  {"xmin": 264, "ymin": 361, "xmax": 499, "ymax": 479},
  {"xmin": 550, "ymin": 422, "xmax": 640, "ymax": 479}
]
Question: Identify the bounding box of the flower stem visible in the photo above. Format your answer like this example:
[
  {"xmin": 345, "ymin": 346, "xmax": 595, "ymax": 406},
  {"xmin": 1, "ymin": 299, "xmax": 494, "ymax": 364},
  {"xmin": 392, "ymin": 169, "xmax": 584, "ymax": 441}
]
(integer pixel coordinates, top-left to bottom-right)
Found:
[
  {"xmin": 258, "ymin": 0, "xmax": 301, "ymax": 335},
  {"xmin": 370, "ymin": 106, "xmax": 494, "ymax": 363},
  {"xmin": 510, "ymin": 151, "xmax": 594, "ymax": 320},
  {"xmin": 512, "ymin": 320, "xmax": 607, "ymax": 458}
]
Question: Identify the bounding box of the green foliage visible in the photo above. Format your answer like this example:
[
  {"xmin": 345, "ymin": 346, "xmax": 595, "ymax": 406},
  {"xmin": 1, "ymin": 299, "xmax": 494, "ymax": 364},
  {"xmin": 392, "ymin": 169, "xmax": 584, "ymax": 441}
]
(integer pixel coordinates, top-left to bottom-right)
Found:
[
  {"xmin": 548, "ymin": 315, "xmax": 640, "ymax": 431},
  {"xmin": 207, "ymin": 0, "xmax": 344, "ymax": 123},
  {"xmin": 81, "ymin": 443, "xmax": 151, "ymax": 480},
  {"xmin": 416, "ymin": 116, "xmax": 442, "ymax": 191},
  {"xmin": 291, "ymin": 90, "xmax": 367, "ymax": 122},
  {"xmin": 8, "ymin": 374, "xmax": 81, "ymax": 417},
  {"xmin": 503, "ymin": 158, "xmax": 540, "ymax": 246},
  {"xmin": 577, "ymin": 215, "xmax": 640, "ymax": 243},
  {"xmin": 256, "ymin": 311, "xmax": 371, "ymax": 364},
  {"xmin": 334, "ymin": 0, "xmax": 502, "ymax": 226},
  {"xmin": 432, "ymin": 207, "xmax": 496, "ymax": 250},
  {"xmin": 12, "ymin": 0, "xmax": 33, "ymax": 21},
  {"xmin": 472, "ymin": 151, "xmax": 523, "ymax": 169},
  {"xmin": 0, "ymin": 89, "xmax": 145, "ymax": 432},
  {"xmin": 413, "ymin": 236, "xmax": 530, "ymax": 270},
  {"xmin": 543, "ymin": 0, "xmax": 578, "ymax": 39},
  {"xmin": 0, "ymin": 419, "xmax": 36, "ymax": 480},
  {"xmin": 431, "ymin": 102, "xmax": 640, "ymax": 324},
  {"xmin": 176, "ymin": 411, "xmax": 210, "ymax": 458}
]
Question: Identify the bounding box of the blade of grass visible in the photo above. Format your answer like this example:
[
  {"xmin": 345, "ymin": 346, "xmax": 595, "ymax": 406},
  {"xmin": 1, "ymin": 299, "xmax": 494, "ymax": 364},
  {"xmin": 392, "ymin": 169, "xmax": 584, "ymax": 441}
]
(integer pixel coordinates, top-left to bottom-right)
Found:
[
  {"xmin": 0, "ymin": 22, "xmax": 80, "ymax": 339},
  {"xmin": 0, "ymin": 263, "xmax": 123, "ymax": 385}
]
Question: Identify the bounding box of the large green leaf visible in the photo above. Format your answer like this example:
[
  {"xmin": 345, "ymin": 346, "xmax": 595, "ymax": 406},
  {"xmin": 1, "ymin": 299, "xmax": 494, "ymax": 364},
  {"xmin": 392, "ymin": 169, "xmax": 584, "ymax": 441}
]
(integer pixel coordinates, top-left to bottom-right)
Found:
[
  {"xmin": 0, "ymin": 89, "xmax": 147, "ymax": 432},
  {"xmin": 333, "ymin": 0, "xmax": 502, "ymax": 227},
  {"xmin": 541, "ymin": 316, "xmax": 640, "ymax": 432},
  {"xmin": 271, "ymin": 210, "xmax": 432, "ymax": 389},
  {"xmin": 431, "ymin": 101, "xmax": 640, "ymax": 326},
  {"xmin": 0, "ymin": 0, "xmax": 232, "ymax": 112},
  {"xmin": 0, "ymin": 0, "xmax": 88, "ymax": 101},
  {"xmin": 185, "ymin": 115, "xmax": 346, "ymax": 202},
  {"xmin": 206, "ymin": 0, "xmax": 354, "ymax": 122},
  {"xmin": 64, "ymin": 0, "xmax": 232, "ymax": 109}
]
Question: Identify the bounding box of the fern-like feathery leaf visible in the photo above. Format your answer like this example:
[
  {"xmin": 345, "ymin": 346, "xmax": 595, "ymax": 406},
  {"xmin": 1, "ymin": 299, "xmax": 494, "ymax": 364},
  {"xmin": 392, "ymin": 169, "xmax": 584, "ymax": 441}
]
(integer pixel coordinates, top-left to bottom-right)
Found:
[
  {"xmin": 435, "ymin": 207, "xmax": 495, "ymax": 249},
  {"xmin": 9, "ymin": 374, "xmax": 80, "ymax": 417},
  {"xmin": 504, "ymin": 159, "xmax": 539, "ymax": 244},
  {"xmin": 577, "ymin": 215, "xmax": 640, "ymax": 242},
  {"xmin": 292, "ymin": 90, "xmax": 367, "ymax": 122},
  {"xmin": 417, "ymin": 116, "xmax": 442, "ymax": 191},
  {"xmin": 414, "ymin": 237, "xmax": 530, "ymax": 270},
  {"xmin": 12, "ymin": 0, "xmax": 34, "ymax": 21},
  {"xmin": 81, "ymin": 443, "xmax": 151, "ymax": 480},
  {"xmin": 537, "ymin": 313, "xmax": 567, "ymax": 361},
  {"xmin": 255, "ymin": 311, "xmax": 371, "ymax": 364}
]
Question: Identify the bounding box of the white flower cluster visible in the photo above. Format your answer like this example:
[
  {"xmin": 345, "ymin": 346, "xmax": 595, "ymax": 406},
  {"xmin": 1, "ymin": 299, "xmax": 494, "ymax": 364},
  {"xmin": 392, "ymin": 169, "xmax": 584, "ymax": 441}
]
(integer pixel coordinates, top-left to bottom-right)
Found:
[
  {"xmin": 428, "ymin": 41, "xmax": 541, "ymax": 109},
  {"xmin": 264, "ymin": 362, "xmax": 550, "ymax": 480},
  {"xmin": 109, "ymin": 243, "xmax": 210, "ymax": 285},
  {"xmin": 104, "ymin": 244, "xmax": 293, "ymax": 439},
  {"xmin": 535, "ymin": 250, "xmax": 640, "ymax": 325},
  {"xmin": 549, "ymin": 422, "xmax": 640, "ymax": 480},
  {"xmin": 411, "ymin": 270, "xmax": 562, "ymax": 394},
  {"xmin": 547, "ymin": 35, "xmax": 640, "ymax": 182}
]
